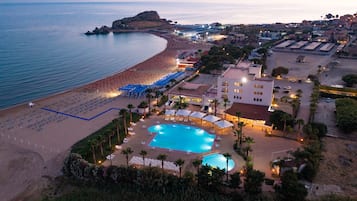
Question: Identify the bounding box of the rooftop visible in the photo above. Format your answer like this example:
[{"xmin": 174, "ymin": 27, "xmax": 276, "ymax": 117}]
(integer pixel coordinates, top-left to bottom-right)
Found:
[
  {"xmin": 168, "ymin": 82, "xmax": 211, "ymax": 97},
  {"xmin": 225, "ymin": 103, "xmax": 272, "ymax": 125}
]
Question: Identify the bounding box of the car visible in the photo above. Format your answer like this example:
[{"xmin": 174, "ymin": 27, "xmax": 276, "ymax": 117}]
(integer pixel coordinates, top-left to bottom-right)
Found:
[
  {"xmin": 274, "ymin": 86, "xmax": 281, "ymax": 89},
  {"xmin": 283, "ymin": 90, "xmax": 290, "ymax": 94},
  {"xmin": 283, "ymin": 86, "xmax": 292, "ymax": 90}
]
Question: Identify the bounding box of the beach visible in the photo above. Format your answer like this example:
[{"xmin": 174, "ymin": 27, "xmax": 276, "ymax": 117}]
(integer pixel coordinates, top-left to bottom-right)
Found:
[{"xmin": 0, "ymin": 32, "xmax": 210, "ymax": 201}]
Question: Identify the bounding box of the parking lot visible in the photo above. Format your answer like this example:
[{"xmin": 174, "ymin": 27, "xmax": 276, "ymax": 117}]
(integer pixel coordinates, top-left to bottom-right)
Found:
[{"xmin": 266, "ymin": 51, "xmax": 332, "ymax": 80}]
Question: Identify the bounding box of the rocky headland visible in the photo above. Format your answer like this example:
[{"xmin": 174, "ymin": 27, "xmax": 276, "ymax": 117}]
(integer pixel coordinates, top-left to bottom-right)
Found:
[{"xmin": 85, "ymin": 11, "xmax": 173, "ymax": 35}]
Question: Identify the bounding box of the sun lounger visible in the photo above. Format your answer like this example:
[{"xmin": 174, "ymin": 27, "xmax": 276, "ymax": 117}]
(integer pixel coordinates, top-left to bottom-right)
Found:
[
  {"xmin": 123, "ymin": 138, "xmax": 129, "ymax": 143},
  {"xmin": 128, "ymin": 131, "xmax": 136, "ymax": 136},
  {"xmin": 140, "ymin": 118, "xmax": 145, "ymax": 122},
  {"xmin": 128, "ymin": 127, "xmax": 134, "ymax": 131},
  {"xmin": 130, "ymin": 122, "xmax": 137, "ymax": 126}
]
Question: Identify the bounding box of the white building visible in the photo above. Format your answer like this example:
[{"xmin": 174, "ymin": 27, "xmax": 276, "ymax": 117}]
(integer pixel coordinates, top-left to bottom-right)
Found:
[{"xmin": 217, "ymin": 62, "xmax": 274, "ymax": 107}]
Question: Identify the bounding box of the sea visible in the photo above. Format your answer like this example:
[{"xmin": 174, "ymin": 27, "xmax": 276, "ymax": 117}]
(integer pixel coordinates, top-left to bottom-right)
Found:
[{"xmin": 0, "ymin": 1, "xmax": 355, "ymax": 109}]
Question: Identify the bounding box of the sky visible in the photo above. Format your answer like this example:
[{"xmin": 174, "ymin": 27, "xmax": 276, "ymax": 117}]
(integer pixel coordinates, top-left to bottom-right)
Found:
[{"xmin": 0, "ymin": 0, "xmax": 355, "ymax": 4}]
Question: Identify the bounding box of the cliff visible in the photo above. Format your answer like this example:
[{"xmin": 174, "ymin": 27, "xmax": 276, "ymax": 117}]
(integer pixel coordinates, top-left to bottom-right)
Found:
[{"xmin": 111, "ymin": 11, "xmax": 172, "ymax": 31}]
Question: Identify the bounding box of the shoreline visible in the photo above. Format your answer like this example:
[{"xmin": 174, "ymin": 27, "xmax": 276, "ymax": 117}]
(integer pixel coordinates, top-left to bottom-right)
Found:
[
  {"xmin": 0, "ymin": 32, "xmax": 168, "ymax": 113},
  {"xmin": 0, "ymin": 31, "xmax": 210, "ymax": 201},
  {"xmin": 0, "ymin": 32, "xmax": 208, "ymax": 115}
]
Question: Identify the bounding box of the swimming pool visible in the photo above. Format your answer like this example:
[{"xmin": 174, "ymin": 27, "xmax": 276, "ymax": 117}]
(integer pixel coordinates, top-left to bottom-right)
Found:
[
  {"xmin": 148, "ymin": 124, "xmax": 215, "ymax": 153},
  {"xmin": 202, "ymin": 153, "xmax": 235, "ymax": 171}
]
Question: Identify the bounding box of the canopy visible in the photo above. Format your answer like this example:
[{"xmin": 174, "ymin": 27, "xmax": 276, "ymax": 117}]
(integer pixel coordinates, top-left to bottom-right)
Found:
[
  {"xmin": 129, "ymin": 156, "xmax": 179, "ymax": 172},
  {"xmin": 203, "ymin": 115, "xmax": 221, "ymax": 123},
  {"xmin": 165, "ymin": 109, "xmax": 176, "ymax": 116},
  {"xmin": 189, "ymin": 111, "xmax": 207, "ymax": 119},
  {"xmin": 176, "ymin": 109, "xmax": 191, "ymax": 117},
  {"xmin": 214, "ymin": 120, "xmax": 234, "ymax": 129}
]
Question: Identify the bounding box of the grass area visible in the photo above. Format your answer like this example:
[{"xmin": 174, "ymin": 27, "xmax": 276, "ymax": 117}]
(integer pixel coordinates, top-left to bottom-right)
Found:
[{"xmin": 71, "ymin": 112, "xmax": 141, "ymax": 163}]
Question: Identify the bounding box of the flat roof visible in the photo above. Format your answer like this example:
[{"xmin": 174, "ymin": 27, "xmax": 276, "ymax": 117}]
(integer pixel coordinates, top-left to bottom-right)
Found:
[
  {"xmin": 290, "ymin": 41, "xmax": 308, "ymax": 49},
  {"xmin": 303, "ymin": 42, "xmax": 321, "ymax": 50},
  {"xmin": 225, "ymin": 103, "xmax": 271, "ymax": 125},
  {"xmin": 275, "ymin": 40, "xmax": 295, "ymax": 48},
  {"xmin": 168, "ymin": 82, "xmax": 211, "ymax": 97},
  {"xmin": 319, "ymin": 43, "xmax": 335, "ymax": 52}
]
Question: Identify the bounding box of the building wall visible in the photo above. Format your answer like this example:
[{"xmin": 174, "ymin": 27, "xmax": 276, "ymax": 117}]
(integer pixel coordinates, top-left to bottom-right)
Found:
[{"xmin": 217, "ymin": 75, "xmax": 274, "ymax": 106}]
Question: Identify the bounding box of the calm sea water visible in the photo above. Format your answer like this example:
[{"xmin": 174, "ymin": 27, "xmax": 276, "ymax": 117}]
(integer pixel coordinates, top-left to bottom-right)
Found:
[{"xmin": 0, "ymin": 2, "xmax": 354, "ymax": 109}]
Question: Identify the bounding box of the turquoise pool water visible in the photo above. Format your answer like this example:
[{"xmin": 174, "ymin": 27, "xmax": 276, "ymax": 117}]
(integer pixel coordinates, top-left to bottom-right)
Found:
[
  {"xmin": 148, "ymin": 124, "xmax": 215, "ymax": 153},
  {"xmin": 202, "ymin": 153, "xmax": 235, "ymax": 171}
]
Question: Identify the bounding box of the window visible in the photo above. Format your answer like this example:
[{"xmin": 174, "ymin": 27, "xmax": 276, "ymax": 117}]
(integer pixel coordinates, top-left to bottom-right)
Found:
[
  {"xmin": 234, "ymin": 82, "xmax": 243, "ymax": 87},
  {"xmin": 254, "ymin": 84, "xmax": 264, "ymax": 89},
  {"xmin": 254, "ymin": 91, "xmax": 263, "ymax": 95},
  {"xmin": 234, "ymin": 89, "xmax": 243, "ymax": 93}
]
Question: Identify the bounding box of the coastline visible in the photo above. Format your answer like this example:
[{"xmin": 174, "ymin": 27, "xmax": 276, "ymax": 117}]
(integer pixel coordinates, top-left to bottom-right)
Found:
[{"xmin": 0, "ymin": 31, "xmax": 210, "ymax": 201}]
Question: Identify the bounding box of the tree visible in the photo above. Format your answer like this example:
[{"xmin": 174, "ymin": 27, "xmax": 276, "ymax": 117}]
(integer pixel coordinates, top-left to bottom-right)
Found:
[
  {"xmin": 342, "ymin": 74, "xmax": 357, "ymax": 87},
  {"xmin": 146, "ymin": 88, "xmax": 153, "ymax": 113},
  {"xmin": 121, "ymin": 147, "xmax": 133, "ymax": 167},
  {"xmin": 88, "ymin": 139, "xmax": 97, "ymax": 164},
  {"xmin": 281, "ymin": 113, "xmax": 290, "ymax": 133},
  {"xmin": 335, "ymin": 98, "xmax": 357, "ymax": 132},
  {"xmin": 245, "ymin": 137, "xmax": 255, "ymax": 157},
  {"xmin": 270, "ymin": 110, "xmax": 294, "ymax": 131},
  {"xmin": 157, "ymin": 154, "xmax": 167, "ymax": 171},
  {"xmin": 96, "ymin": 135, "xmax": 105, "ymax": 157},
  {"xmin": 212, "ymin": 99, "xmax": 219, "ymax": 116},
  {"xmin": 272, "ymin": 66, "xmax": 289, "ymax": 77},
  {"xmin": 222, "ymin": 153, "xmax": 232, "ymax": 182},
  {"xmin": 276, "ymin": 170, "xmax": 308, "ymax": 201},
  {"xmin": 229, "ymin": 172, "xmax": 241, "ymax": 188},
  {"xmin": 244, "ymin": 169, "xmax": 265, "ymax": 195},
  {"xmin": 223, "ymin": 98, "xmax": 230, "ymax": 119},
  {"xmin": 236, "ymin": 111, "xmax": 241, "ymax": 124},
  {"xmin": 192, "ymin": 159, "xmax": 202, "ymax": 185},
  {"xmin": 237, "ymin": 122, "xmax": 245, "ymax": 146},
  {"xmin": 119, "ymin": 109, "xmax": 128, "ymax": 136},
  {"xmin": 127, "ymin": 104, "xmax": 134, "ymax": 123},
  {"xmin": 174, "ymin": 158, "xmax": 185, "ymax": 178},
  {"xmin": 139, "ymin": 150, "xmax": 147, "ymax": 166}
]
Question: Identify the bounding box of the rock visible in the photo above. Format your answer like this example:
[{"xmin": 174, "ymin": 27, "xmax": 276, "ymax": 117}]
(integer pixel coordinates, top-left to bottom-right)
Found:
[
  {"xmin": 85, "ymin": 26, "xmax": 110, "ymax": 35},
  {"xmin": 112, "ymin": 11, "xmax": 172, "ymax": 30}
]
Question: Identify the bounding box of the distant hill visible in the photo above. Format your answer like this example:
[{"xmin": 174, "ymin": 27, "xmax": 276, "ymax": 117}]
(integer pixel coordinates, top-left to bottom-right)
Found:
[{"xmin": 112, "ymin": 11, "xmax": 172, "ymax": 31}]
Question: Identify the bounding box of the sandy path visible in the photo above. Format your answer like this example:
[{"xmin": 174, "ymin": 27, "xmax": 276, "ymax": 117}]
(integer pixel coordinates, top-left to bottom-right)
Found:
[{"xmin": 0, "ymin": 33, "xmax": 210, "ymax": 201}]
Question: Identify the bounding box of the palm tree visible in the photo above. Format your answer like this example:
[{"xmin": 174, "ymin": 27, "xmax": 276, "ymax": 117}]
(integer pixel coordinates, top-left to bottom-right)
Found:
[
  {"xmin": 121, "ymin": 147, "xmax": 133, "ymax": 168},
  {"xmin": 296, "ymin": 119, "xmax": 304, "ymax": 131},
  {"xmin": 237, "ymin": 121, "xmax": 245, "ymax": 145},
  {"xmin": 174, "ymin": 158, "xmax": 185, "ymax": 178},
  {"xmin": 222, "ymin": 153, "xmax": 232, "ymax": 182},
  {"xmin": 157, "ymin": 154, "xmax": 167, "ymax": 171},
  {"xmin": 120, "ymin": 109, "xmax": 128, "ymax": 136},
  {"xmin": 96, "ymin": 135, "xmax": 105, "ymax": 157},
  {"xmin": 139, "ymin": 150, "xmax": 148, "ymax": 166},
  {"xmin": 89, "ymin": 139, "xmax": 97, "ymax": 164},
  {"xmin": 212, "ymin": 99, "xmax": 219, "ymax": 116},
  {"xmin": 245, "ymin": 137, "xmax": 255, "ymax": 157},
  {"xmin": 280, "ymin": 113, "xmax": 290, "ymax": 133},
  {"xmin": 154, "ymin": 90, "xmax": 161, "ymax": 107},
  {"xmin": 146, "ymin": 88, "xmax": 153, "ymax": 113},
  {"xmin": 296, "ymin": 89, "xmax": 303, "ymax": 98},
  {"xmin": 223, "ymin": 97, "xmax": 230, "ymax": 119},
  {"xmin": 192, "ymin": 159, "xmax": 202, "ymax": 186},
  {"xmin": 108, "ymin": 130, "xmax": 115, "ymax": 148},
  {"xmin": 112, "ymin": 119, "xmax": 120, "ymax": 142},
  {"xmin": 127, "ymin": 104, "xmax": 134, "ymax": 123},
  {"xmin": 236, "ymin": 111, "xmax": 241, "ymax": 124}
]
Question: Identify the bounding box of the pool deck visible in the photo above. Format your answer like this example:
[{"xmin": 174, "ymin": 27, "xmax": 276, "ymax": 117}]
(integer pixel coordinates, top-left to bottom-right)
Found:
[
  {"xmin": 103, "ymin": 115, "xmax": 245, "ymax": 174},
  {"xmin": 104, "ymin": 114, "xmax": 300, "ymax": 180}
]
